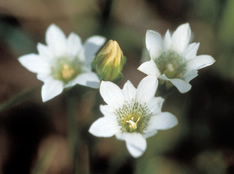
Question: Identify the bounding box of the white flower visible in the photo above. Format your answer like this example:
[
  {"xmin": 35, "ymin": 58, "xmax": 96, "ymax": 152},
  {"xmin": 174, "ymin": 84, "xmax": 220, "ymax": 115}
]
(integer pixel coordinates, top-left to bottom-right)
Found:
[
  {"xmin": 89, "ymin": 76, "xmax": 178, "ymax": 158},
  {"xmin": 19, "ymin": 24, "xmax": 106, "ymax": 102},
  {"xmin": 138, "ymin": 23, "xmax": 215, "ymax": 93}
]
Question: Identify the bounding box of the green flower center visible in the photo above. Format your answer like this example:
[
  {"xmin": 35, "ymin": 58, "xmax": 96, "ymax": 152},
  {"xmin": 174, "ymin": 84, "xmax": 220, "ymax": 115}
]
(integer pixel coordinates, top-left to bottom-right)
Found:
[
  {"xmin": 155, "ymin": 51, "xmax": 186, "ymax": 79},
  {"xmin": 115, "ymin": 101, "xmax": 152, "ymax": 133},
  {"xmin": 52, "ymin": 57, "xmax": 81, "ymax": 83}
]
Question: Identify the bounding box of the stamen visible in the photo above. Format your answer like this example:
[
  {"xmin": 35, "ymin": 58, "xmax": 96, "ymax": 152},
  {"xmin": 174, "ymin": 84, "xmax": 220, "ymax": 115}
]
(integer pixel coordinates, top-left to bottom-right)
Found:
[
  {"xmin": 52, "ymin": 57, "xmax": 81, "ymax": 83},
  {"xmin": 155, "ymin": 51, "xmax": 186, "ymax": 79},
  {"xmin": 115, "ymin": 101, "xmax": 152, "ymax": 133},
  {"xmin": 167, "ymin": 63, "xmax": 174, "ymax": 72},
  {"xmin": 61, "ymin": 64, "xmax": 75, "ymax": 80},
  {"xmin": 126, "ymin": 117, "xmax": 141, "ymax": 130}
]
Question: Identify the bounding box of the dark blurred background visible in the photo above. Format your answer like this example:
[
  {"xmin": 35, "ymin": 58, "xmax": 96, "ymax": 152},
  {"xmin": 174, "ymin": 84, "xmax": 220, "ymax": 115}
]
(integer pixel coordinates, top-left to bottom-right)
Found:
[{"xmin": 0, "ymin": 0, "xmax": 234, "ymax": 174}]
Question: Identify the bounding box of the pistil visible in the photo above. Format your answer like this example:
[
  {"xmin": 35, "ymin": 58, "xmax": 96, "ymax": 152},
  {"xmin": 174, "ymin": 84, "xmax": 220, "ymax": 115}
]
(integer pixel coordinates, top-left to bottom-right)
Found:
[
  {"xmin": 61, "ymin": 64, "xmax": 76, "ymax": 80},
  {"xmin": 155, "ymin": 51, "xmax": 186, "ymax": 79},
  {"xmin": 126, "ymin": 117, "xmax": 140, "ymax": 131},
  {"xmin": 52, "ymin": 57, "xmax": 80, "ymax": 83}
]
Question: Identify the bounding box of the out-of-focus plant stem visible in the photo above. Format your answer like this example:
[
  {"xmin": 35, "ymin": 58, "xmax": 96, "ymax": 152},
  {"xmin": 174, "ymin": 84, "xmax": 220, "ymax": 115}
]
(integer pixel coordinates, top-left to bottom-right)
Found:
[
  {"xmin": 67, "ymin": 95, "xmax": 80, "ymax": 174},
  {"xmin": 0, "ymin": 88, "xmax": 36, "ymax": 113},
  {"xmin": 157, "ymin": 82, "xmax": 176, "ymax": 100},
  {"xmin": 98, "ymin": 0, "xmax": 115, "ymax": 36},
  {"xmin": 31, "ymin": 143, "xmax": 57, "ymax": 174}
]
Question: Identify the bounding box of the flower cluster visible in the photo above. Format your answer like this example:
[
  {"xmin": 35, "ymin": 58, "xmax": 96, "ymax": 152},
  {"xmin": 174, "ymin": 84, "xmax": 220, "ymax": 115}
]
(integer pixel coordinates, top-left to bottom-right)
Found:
[{"xmin": 19, "ymin": 23, "xmax": 215, "ymax": 158}]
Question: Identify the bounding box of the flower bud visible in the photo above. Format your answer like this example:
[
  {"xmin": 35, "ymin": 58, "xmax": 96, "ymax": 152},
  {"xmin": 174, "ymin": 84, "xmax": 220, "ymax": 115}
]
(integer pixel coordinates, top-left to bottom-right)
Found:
[{"xmin": 92, "ymin": 40, "xmax": 126, "ymax": 82}]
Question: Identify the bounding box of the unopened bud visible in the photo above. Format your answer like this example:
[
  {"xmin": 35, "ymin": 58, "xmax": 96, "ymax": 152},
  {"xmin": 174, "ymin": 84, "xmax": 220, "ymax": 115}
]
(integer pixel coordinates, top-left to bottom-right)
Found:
[{"xmin": 92, "ymin": 40, "xmax": 126, "ymax": 81}]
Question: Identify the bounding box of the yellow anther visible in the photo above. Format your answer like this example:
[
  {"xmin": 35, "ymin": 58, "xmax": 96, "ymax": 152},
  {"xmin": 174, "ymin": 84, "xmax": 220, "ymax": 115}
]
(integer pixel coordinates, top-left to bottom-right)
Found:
[
  {"xmin": 126, "ymin": 117, "xmax": 140, "ymax": 130},
  {"xmin": 61, "ymin": 64, "xmax": 75, "ymax": 80},
  {"xmin": 167, "ymin": 63, "xmax": 174, "ymax": 72}
]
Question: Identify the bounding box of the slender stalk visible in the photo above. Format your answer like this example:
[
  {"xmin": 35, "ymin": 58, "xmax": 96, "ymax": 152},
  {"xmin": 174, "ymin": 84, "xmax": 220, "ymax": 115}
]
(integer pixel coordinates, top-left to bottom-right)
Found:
[
  {"xmin": 157, "ymin": 82, "xmax": 176, "ymax": 100},
  {"xmin": 0, "ymin": 88, "xmax": 37, "ymax": 113},
  {"xmin": 66, "ymin": 95, "xmax": 80, "ymax": 174}
]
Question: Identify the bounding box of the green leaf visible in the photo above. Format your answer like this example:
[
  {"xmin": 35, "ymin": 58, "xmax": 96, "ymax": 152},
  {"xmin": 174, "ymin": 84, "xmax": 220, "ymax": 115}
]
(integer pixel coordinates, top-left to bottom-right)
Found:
[{"xmin": 0, "ymin": 88, "xmax": 35, "ymax": 113}]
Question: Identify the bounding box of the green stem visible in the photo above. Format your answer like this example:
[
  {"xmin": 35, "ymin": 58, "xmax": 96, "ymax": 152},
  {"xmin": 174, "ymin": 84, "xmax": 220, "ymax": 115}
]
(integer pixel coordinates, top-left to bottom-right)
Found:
[
  {"xmin": 157, "ymin": 81, "xmax": 176, "ymax": 100},
  {"xmin": 0, "ymin": 88, "xmax": 37, "ymax": 113},
  {"xmin": 66, "ymin": 95, "xmax": 80, "ymax": 174}
]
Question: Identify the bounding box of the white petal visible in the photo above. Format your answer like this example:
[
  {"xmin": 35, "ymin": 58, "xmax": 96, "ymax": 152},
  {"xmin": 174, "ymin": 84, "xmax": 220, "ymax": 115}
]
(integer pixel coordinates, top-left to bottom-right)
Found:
[
  {"xmin": 18, "ymin": 54, "xmax": 50, "ymax": 74},
  {"xmin": 65, "ymin": 72, "xmax": 100, "ymax": 89},
  {"xmin": 100, "ymin": 81, "xmax": 125, "ymax": 109},
  {"xmin": 100, "ymin": 105, "xmax": 115, "ymax": 117},
  {"xmin": 46, "ymin": 24, "xmax": 67, "ymax": 56},
  {"xmin": 137, "ymin": 60, "xmax": 160, "ymax": 76},
  {"xmin": 146, "ymin": 30, "xmax": 162, "ymax": 59},
  {"xmin": 183, "ymin": 43, "xmax": 200, "ymax": 60},
  {"xmin": 160, "ymin": 74, "xmax": 191, "ymax": 93},
  {"xmin": 147, "ymin": 112, "xmax": 178, "ymax": 131},
  {"xmin": 41, "ymin": 78, "xmax": 63, "ymax": 102},
  {"xmin": 37, "ymin": 43, "xmax": 53, "ymax": 60},
  {"xmin": 183, "ymin": 70, "xmax": 198, "ymax": 82},
  {"xmin": 77, "ymin": 48, "xmax": 86, "ymax": 62},
  {"xmin": 164, "ymin": 30, "xmax": 172, "ymax": 50},
  {"xmin": 122, "ymin": 81, "xmax": 136, "ymax": 102},
  {"xmin": 186, "ymin": 55, "xmax": 215, "ymax": 71},
  {"xmin": 141, "ymin": 48, "xmax": 151, "ymax": 62},
  {"xmin": 84, "ymin": 36, "xmax": 106, "ymax": 64},
  {"xmin": 37, "ymin": 74, "xmax": 49, "ymax": 82},
  {"xmin": 147, "ymin": 97, "xmax": 164, "ymax": 115},
  {"xmin": 171, "ymin": 23, "xmax": 191, "ymax": 53},
  {"xmin": 89, "ymin": 117, "xmax": 119, "ymax": 137},
  {"xmin": 143, "ymin": 129, "xmax": 158, "ymax": 139},
  {"xmin": 136, "ymin": 76, "xmax": 158, "ymax": 104},
  {"xmin": 116, "ymin": 133, "xmax": 147, "ymax": 158},
  {"xmin": 67, "ymin": 32, "xmax": 82, "ymax": 58}
]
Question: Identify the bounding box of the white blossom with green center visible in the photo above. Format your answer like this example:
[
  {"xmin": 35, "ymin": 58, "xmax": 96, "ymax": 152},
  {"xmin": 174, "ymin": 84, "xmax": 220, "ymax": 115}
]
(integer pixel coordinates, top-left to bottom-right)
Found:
[
  {"xmin": 51, "ymin": 57, "xmax": 81, "ymax": 83},
  {"xmin": 115, "ymin": 101, "xmax": 152, "ymax": 133},
  {"xmin": 19, "ymin": 24, "xmax": 106, "ymax": 102},
  {"xmin": 89, "ymin": 76, "xmax": 178, "ymax": 158},
  {"xmin": 155, "ymin": 51, "xmax": 186, "ymax": 79},
  {"xmin": 138, "ymin": 23, "xmax": 215, "ymax": 93}
]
